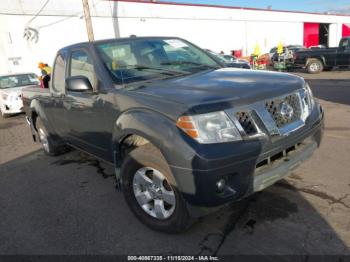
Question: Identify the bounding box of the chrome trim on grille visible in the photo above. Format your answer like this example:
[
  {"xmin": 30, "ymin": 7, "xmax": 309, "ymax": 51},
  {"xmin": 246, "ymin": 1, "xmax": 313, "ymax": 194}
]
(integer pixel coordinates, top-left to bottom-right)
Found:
[
  {"xmin": 265, "ymin": 93, "xmax": 301, "ymax": 128},
  {"xmin": 235, "ymin": 111, "xmax": 257, "ymax": 135},
  {"xmin": 226, "ymin": 108, "xmax": 267, "ymax": 140},
  {"xmin": 225, "ymin": 89, "xmax": 311, "ymax": 139}
]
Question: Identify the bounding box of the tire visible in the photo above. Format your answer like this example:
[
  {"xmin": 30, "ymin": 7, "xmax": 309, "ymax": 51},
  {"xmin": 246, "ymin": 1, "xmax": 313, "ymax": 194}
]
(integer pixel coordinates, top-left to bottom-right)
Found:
[
  {"xmin": 121, "ymin": 143, "xmax": 190, "ymax": 233},
  {"xmin": 306, "ymin": 59, "xmax": 323, "ymax": 74},
  {"xmin": 35, "ymin": 117, "xmax": 64, "ymax": 156}
]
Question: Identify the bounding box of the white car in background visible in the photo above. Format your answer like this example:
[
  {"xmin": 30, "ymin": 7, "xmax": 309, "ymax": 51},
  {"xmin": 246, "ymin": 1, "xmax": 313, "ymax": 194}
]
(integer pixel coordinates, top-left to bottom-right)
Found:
[{"xmin": 0, "ymin": 73, "xmax": 40, "ymax": 118}]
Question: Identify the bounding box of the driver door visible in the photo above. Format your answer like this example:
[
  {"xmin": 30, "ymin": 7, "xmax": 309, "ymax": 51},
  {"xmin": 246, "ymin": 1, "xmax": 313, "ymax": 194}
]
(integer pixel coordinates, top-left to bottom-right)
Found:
[
  {"xmin": 64, "ymin": 48, "xmax": 110, "ymax": 159},
  {"xmin": 42, "ymin": 52, "xmax": 69, "ymax": 137}
]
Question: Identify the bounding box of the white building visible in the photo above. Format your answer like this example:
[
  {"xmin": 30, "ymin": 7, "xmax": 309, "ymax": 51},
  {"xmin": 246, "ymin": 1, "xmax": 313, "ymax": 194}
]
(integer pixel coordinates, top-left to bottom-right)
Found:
[{"xmin": 1, "ymin": 0, "xmax": 350, "ymax": 75}]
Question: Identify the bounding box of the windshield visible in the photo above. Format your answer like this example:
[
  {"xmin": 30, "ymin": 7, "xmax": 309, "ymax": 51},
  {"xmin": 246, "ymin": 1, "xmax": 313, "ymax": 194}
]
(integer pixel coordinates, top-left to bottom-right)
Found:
[
  {"xmin": 96, "ymin": 38, "xmax": 220, "ymax": 85},
  {"xmin": 0, "ymin": 74, "xmax": 39, "ymax": 89}
]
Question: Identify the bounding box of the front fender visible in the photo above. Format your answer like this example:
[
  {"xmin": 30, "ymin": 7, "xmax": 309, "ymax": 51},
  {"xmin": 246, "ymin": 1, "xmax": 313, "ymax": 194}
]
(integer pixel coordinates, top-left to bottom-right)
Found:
[
  {"xmin": 113, "ymin": 109, "xmax": 195, "ymax": 168},
  {"xmin": 112, "ymin": 109, "xmax": 198, "ymax": 192}
]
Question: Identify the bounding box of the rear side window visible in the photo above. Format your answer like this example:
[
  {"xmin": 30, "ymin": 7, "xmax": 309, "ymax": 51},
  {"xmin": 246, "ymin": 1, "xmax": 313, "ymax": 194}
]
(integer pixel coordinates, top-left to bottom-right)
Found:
[
  {"xmin": 52, "ymin": 54, "xmax": 65, "ymax": 93},
  {"xmin": 69, "ymin": 50, "xmax": 96, "ymax": 87},
  {"xmin": 340, "ymin": 39, "xmax": 349, "ymax": 50}
]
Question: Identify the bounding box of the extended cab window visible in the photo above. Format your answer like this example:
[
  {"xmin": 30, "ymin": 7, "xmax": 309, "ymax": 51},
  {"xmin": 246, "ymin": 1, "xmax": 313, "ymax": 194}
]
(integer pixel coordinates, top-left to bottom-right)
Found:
[
  {"xmin": 52, "ymin": 54, "xmax": 65, "ymax": 93},
  {"xmin": 69, "ymin": 50, "xmax": 96, "ymax": 87}
]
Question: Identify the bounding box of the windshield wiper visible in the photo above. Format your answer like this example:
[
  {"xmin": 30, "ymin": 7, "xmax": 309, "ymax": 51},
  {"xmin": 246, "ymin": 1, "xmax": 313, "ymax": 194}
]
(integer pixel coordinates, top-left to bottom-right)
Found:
[
  {"xmin": 120, "ymin": 64, "xmax": 187, "ymax": 75},
  {"xmin": 161, "ymin": 61, "xmax": 219, "ymax": 69}
]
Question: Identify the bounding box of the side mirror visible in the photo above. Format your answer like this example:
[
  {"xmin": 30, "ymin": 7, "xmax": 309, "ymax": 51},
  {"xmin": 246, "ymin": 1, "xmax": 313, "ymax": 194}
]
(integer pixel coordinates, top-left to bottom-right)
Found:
[{"xmin": 66, "ymin": 76, "xmax": 93, "ymax": 92}]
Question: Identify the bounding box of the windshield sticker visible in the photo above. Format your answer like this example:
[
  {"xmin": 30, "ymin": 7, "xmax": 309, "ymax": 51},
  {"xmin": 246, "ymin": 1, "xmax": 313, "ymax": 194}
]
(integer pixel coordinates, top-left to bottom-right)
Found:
[
  {"xmin": 164, "ymin": 39, "xmax": 188, "ymax": 49},
  {"xmin": 112, "ymin": 48, "xmax": 126, "ymax": 58}
]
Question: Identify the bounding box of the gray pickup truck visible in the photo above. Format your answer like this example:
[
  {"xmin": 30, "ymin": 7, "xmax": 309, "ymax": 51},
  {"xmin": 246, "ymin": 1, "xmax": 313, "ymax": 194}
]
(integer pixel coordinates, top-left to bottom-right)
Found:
[{"xmin": 23, "ymin": 36, "xmax": 324, "ymax": 233}]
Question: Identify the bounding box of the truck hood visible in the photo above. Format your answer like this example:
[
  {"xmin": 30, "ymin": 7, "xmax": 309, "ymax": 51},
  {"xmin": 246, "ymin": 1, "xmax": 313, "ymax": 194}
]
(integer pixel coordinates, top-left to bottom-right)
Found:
[{"xmin": 131, "ymin": 68, "xmax": 305, "ymax": 108}]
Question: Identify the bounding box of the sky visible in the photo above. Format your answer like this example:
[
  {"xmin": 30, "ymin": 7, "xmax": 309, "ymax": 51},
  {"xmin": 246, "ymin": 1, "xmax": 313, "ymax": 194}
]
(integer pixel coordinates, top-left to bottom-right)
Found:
[{"xmin": 160, "ymin": 0, "xmax": 350, "ymax": 14}]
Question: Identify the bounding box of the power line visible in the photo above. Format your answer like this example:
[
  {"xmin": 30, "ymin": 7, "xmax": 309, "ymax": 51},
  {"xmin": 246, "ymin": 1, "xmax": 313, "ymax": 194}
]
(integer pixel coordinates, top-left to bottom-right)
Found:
[
  {"xmin": 37, "ymin": 0, "xmax": 104, "ymax": 29},
  {"xmin": 27, "ymin": 0, "xmax": 51, "ymax": 24}
]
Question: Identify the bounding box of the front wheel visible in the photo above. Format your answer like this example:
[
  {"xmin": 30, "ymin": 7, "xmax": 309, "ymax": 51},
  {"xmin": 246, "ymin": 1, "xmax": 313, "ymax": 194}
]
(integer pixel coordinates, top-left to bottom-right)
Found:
[{"xmin": 121, "ymin": 144, "xmax": 190, "ymax": 233}]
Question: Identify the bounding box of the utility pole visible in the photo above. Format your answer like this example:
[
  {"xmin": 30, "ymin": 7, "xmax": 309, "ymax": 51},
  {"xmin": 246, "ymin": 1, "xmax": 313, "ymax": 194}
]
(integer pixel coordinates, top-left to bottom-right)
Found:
[{"xmin": 82, "ymin": 0, "xmax": 94, "ymax": 41}]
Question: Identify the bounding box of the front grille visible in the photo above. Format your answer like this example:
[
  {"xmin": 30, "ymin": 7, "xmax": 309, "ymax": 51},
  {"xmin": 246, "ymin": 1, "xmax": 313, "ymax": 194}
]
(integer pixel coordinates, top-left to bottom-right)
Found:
[
  {"xmin": 265, "ymin": 94, "xmax": 301, "ymax": 128},
  {"xmin": 227, "ymin": 89, "xmax": 308, "ymax": 138},
  {"xmin": 235, "ymin": 111, "xmax": 257, "ymax": 135}
]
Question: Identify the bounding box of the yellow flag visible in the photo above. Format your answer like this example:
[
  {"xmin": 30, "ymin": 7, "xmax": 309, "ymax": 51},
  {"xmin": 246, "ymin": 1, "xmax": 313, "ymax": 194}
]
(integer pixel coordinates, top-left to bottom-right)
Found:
[
  {"xmin": 277, "ymin": 41, "xmax": 283, "ymax": 54},
  {"xmin": 253, "ymin": 43, "xmax": 261, "ymax": 56}
]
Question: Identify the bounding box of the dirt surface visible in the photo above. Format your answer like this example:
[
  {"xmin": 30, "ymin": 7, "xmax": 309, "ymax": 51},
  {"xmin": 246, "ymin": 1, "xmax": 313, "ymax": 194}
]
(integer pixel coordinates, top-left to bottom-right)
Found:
[
  {"xmin": 0, "ymin": 115, "xmax": 40, "ymax": 165},
  {"xmin": 0, "ymin": 70, "xmax": 349, "ymax": 256}
]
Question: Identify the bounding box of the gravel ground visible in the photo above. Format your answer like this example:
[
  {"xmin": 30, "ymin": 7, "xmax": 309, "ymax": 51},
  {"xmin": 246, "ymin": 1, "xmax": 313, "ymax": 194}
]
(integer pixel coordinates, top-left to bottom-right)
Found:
[{"xmin": 0, "ymin": 70, "xmax": 349, "ymax": 256}]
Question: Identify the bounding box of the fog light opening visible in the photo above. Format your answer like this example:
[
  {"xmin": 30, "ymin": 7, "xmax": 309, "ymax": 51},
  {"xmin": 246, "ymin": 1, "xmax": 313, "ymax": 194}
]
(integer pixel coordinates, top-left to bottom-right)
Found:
[{"xmin": 216, "ymin": 178, "xmax": 226, "ymax": 193}]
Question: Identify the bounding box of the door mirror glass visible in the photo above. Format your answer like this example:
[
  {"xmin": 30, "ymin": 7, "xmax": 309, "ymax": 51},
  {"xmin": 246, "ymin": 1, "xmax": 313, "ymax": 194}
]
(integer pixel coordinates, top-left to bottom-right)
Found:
[{"xmin": 66, "ymin": 76, "xmax": 93, "ymax": 92}]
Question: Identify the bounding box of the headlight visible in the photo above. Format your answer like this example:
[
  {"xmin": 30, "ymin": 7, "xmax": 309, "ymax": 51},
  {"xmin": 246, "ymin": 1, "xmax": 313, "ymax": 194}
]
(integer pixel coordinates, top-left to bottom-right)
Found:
[
  {"xmin": 176, "ymin": 111, "xmax": 242, "ymax": 144},
  {"xmin": 1, "ymin": 94, "xmax": 8, "ymax": 100},
  {"xmin": 304, "ymin": 83, "xmax": 315, "ymax": 110}
]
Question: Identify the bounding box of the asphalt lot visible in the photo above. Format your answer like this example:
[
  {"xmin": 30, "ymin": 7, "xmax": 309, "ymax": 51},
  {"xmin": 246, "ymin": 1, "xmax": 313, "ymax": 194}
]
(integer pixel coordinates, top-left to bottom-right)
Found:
[{"xmin": 0, "ymin": 70, "xmax": 350, "ymax": 256}]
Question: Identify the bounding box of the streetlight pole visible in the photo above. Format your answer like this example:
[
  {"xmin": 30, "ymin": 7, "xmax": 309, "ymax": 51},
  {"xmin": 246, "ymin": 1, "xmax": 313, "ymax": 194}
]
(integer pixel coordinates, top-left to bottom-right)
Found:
[{"xmin": 82, "ymin": 0, "xmax": 94, "ymax": 41}]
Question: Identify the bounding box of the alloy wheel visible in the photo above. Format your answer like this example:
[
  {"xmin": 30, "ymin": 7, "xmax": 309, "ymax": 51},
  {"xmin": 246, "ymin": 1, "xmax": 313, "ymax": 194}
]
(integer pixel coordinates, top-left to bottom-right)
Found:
[
  {"xmin": 132, "ymin": 167, "xmax": 176, "ymax": 220},
  {"xmin": 309, "ymin": 62, "xmax": 320, "ymax": 72}
]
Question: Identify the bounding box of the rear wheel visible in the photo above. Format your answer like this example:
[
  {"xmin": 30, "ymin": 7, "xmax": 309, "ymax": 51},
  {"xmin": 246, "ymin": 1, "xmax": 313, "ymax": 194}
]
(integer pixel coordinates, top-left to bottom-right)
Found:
[
  {"xmin": 36, "ymin": 117, "xmax": 65, "ymax": 156},
  {"xmin": 306, "ymin": 59, "xmax": 323, "ymax": 74},
  {"xmin": 121, "ymin": 144, "xmax": 190, "ymax": 233}
]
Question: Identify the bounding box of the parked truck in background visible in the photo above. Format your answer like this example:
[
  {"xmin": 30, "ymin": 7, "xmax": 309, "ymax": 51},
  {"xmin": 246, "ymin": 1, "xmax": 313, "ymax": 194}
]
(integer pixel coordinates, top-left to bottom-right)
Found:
[
  {"xmin": 294, "ymin": 37, "xmax": 350, "ymax": 73},
  {"xmin": 22, "ymin": 36, "xmax": 324, "ymax": 233}
]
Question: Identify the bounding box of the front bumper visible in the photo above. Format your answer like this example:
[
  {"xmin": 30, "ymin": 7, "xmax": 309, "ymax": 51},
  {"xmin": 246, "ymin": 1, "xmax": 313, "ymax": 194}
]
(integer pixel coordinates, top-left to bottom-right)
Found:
[
  {"xmin": 253, "ymin": 136, "xmax": 316, "ymax": 192},
  {"xmin": 170, "ymin": 104, "xmax": 324, "ymax": 216},
  {"xmin": 0, "ymin": 99, "xmax": 23, "ymax": 115}
]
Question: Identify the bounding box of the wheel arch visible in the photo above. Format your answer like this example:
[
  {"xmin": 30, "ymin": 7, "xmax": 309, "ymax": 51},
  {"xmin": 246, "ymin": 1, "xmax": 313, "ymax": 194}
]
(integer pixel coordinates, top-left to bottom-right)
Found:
[
  {"xmin": 29, "ymin": 99, "xmax": 52, "ymax": 132},
  {"xmin": 306, "ymin": 56, "xmax": 326, "ymax": 66},
  {"xmin": 112, "ymin": 109, "xmax": 173, "ymax": 167},
  {"xmin": 111, "ymin": 109, "xmax": 193, "ymax": 188}
]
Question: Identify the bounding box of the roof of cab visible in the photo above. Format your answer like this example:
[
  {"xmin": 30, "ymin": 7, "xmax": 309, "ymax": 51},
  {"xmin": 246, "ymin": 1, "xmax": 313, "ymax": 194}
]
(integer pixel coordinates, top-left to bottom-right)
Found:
[{"xmin": 58, "ymin": 36, "xmax": 180, "ymax": 52}]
